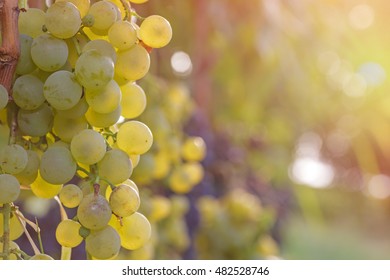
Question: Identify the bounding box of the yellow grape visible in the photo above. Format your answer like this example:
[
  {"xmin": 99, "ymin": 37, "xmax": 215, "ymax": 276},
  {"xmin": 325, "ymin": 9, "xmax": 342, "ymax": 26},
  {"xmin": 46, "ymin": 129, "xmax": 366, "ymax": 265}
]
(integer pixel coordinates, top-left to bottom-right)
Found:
[
  {"xmin": 181, "ymin": 136, "xmax": 206, "ymax": 162},
  {"xmin": 82, "ymin": 39, "xmax": 117, "ymax": 63},
  {"xmin": 139, "ymin": 15, "xmax": 172, "ymax": 48},
  {"xmin": 77, "ymin": 193, "xmax": 111, "ymax": 230},
  {"xmin": 120, "ymin": 82, "xmax": 146, "ymax": 119},
  {"xmin": 53, "ymin": 115, "xmax": 89, "ymax": 143},
  {"xmin": 116, "ymin": 121, "xmax": 153, "ymax": 155},
  {"xmin": 30, "ymin": 172, "xmax": 63, "ymax": 199},
  {"xmin": 70, "ymin": 129, "xmax": 106, "ymax": 165},
  {"xmin": 59, "ymin": 184, "xmax": 83, "ymax": 208},
  {"xmin": 115, "ymin": 44, "xmax": 150, "ymax": 81},
  {"xmin": 85, "ymin": 225, "xmax": 121, "ymax": 259},
  {"xmin": 85, "ymin": 80, "xmax": 121, "ymax": 114},
  {"xmin": 109, "ymin": 184, "xmax": 140, "ymax": 217},
  {"xmin": 55, "ymin": 219, "xmax": 83, "ymax": 248},
  {"xmin": 108, "ymin": 20, "xmax": 138, "ymax": 51},
  {"xmin": 87, "ymin": 1, "xmax": 118, "ymax": 32},
  {"xmin": 0, "ymin": 211, "xmax": 25, "ymax": 241},
  {"xmin": 56, "ymin": 0, "xmax": 91, "ymax": 18},
  {"xmin": 85, "ymin": 105, "xmax": 121, "ymax": 128},
  {"xmin": 18, "ymin": 8, "xmax": 45, "ymax": 38},
  {"xmin": 97, "ymin": 149, "xmax": 132, "ymax": 184}
]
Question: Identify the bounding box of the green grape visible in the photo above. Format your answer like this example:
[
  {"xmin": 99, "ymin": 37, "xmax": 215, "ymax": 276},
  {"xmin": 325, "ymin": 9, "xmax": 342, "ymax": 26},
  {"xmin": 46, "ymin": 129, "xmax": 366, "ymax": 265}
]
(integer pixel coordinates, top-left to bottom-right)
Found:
[
  {"xmin": 181, "ymin": 136, "xmax": 206, "ymax": 162},
  {"xmin": 108, "ymin": 20, "xmax": 137, "ymax": 51},
  {"xmin": 0, "ymin": 211, "xmax": 25, "ymax": 241},
  {"xmin": 56, "ymin": 0, "xmax": 90, "ymax": 18},
  {"xmin": 117, "ymin": 121, "xmax": 153, "ymax": 155},
  {"xmin": 85, "ymin": 80, "xmax": 121, "ymax": 114},
  {"xmin": 17, "ymin": 103, "xmax": 54, "ymax": 137},
  {"xmin": 87, "ymin": 1, "xmax": 118, "ymax": 33},
  {"xmin": 139, "ymin": 15, "xmax": 172, "ymax": 48},
  {"xmin": 45, "ymin": 2, "xmax": 82, "ymax": 39},
  {"xmin": 85, "ymin": 225, "xmax": 121, "ymax": 259},
  {"xmin": 53, "ymin": 115, "xmax": 88, "ymax": 143},
  {"xmin": 55, "ymin": 219, "xmax": 83, "ymax": 248},
  {"xmin": 30, "ymin": 254, "xmax": 54, "ymax": 260},
  {"xmin": 0, "ymin": 174, "xmax": 20, "ymax": 204},
  {"xmin": 82, "ymin": 39, "xmax": 117, "ymax": 62},
  {"xmin": 18, "ymin": 8, "xmax": 45, "ymax": 38},
  {"xmin": 0, "ymin": 144, "xmax": 28, "ymax": 175},
  {"xmin": 15, "ymin": 150, "xmax": 40, "ymax": 186},
  {"xmin": 56, "ymin": 96, "xmax": 89, "ymax": 119},
  {"xmin": 110, "ymin": 212, "xmax": 151, "ymax": 250},
  {"xmin": 0, "ymin": 241, "xmax": 20, "ymax": 260},
  {"xmin": 0, "ymin": 84, "xmax": 8, "ymax": 111},
  {"xmin": 30, "ymin": 172, "xmax": 62, "ymax": 199},
  {"xmin": 97, "ymin": 149, "xmax": 132, "ymax": 185},
  {"xmin": 12, "ymin": 74, "xmax": 45, "ymax": 110},
  {"xmin": 115, "ymin": 44, "xmax": 150, "ymax": 81},
  {"xmin": 75, "ymin": 50, "xmax": 114, "ymax": 90},
  {"xmin": 59, "ymin": 184, "xmax": 83, "ymax": 208},
  {"xmin": 109, "ymin": 184, "xmax": 140, "ymax": 217},
  {"xmin": 31, "ymin": 33, "xmax": 69, "ymax": 72},
  {"xmin": 39, "ymin": 147, "xmax": 77, "ymax": 185},
  {"xmin": 85, "ymin": 105, "xmax": 121, "ymax": 128},
  {"xmin": 77, "ymin": 193, "xmax": 111, "ymax": 230},
  {"xmin": 120, "ymin": 82, "xmax": 146, "ymax": 119},
  {"xmin": 16, "ymin": 34, "xmax": 37, "ymax": 75},
  {"xmin": 168, "ymin": 166, "xmax": 193, "ymax": 194},
  {"xmin": 43, "ymin": 70, "xmax": 82, "ymax": 110},
  {"xmin": 70, "ymin": 129, "xmax": 106, "ymax": 165}
]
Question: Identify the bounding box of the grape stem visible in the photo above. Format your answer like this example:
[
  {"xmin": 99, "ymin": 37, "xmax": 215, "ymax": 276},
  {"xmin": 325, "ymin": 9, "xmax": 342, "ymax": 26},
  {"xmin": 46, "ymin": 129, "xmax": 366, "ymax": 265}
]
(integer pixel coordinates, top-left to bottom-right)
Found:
[
  {"xmin": 1, "ymin": 203, "xmax": 11, "ymax": 260},
  {"xmin": 119, "ymin": 0, "xmax": 133, "ymax": 21},
  {"xmin": 35, "ymin": 218, "xmax": 44, "ymax": 254}
]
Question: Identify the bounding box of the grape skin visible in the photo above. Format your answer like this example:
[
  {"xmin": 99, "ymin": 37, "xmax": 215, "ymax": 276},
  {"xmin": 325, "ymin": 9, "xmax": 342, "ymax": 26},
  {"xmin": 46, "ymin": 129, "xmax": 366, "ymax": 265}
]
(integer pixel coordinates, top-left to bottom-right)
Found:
[{"xmin": 77, "ymin": 193, "xmax": 111, "ymax": 230}]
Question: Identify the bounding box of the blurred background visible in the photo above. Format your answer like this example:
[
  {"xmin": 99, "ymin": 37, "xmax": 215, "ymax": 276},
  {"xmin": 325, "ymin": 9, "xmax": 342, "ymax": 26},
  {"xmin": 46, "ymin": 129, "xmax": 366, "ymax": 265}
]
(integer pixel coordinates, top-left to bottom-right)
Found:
[{"xmin": 13, "ymin": 0, "xmax": 390, "ymax": 259}]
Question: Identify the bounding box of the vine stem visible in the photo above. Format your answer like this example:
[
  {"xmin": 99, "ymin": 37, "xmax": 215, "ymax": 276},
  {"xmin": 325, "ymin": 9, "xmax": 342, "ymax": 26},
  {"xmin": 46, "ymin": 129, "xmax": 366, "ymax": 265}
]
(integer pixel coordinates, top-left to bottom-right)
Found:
[{"xmin": 1, "ymin": 204, "xmax": 11, "ymax": 260}]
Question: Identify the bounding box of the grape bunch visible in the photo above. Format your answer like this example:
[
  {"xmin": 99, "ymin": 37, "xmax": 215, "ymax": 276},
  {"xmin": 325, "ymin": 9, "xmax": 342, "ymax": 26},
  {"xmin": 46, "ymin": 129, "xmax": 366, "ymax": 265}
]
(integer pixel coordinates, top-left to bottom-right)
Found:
[{"xmin": 0, "ymin": 0, "xmax": 172, "ymax": 260}]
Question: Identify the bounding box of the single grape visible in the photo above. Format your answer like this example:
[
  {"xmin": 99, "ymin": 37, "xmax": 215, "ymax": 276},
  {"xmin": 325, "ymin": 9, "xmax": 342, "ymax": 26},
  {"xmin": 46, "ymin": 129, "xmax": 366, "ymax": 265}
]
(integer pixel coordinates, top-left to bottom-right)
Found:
[
  {"xmin": 30, "ymin": 33, "xmax": 68, "ymax": 72},
  {"xmin": 77, "ymin": 193, "xmax": 111, "ymax": 230},
  {"xmin": 55, "ymin": 219, "xmax": 83, "ymax": 248},
  {"xmin": 120, "ymin": 83, "xmax": 146, "ymax": 119},
  {"xmin": 45, "ymin": 1, "xmax": 82, "ymax": 39},
  {"xmin": 56, "ymin": 0, "xmax": 90, "ymax": 18},
  {"xmin": 0, "ymin": 211, "xmax": 25, "ymax": 241},
  {"xmin": 110, "ymin": 212, "xmax": 151, "ymax": 250},
  {"xmin": 17, "ymin": 103, "xmax": 54, "ymax": 137},
  {"xmin": 97, "ymin": 149, "xmax": 132, "ymax": 185},
  {"xmin": 115, "ymin": 44, "xmax": 150, "ymax": 81},
  {"xmin": 85, "ymin": 105, "xmax": 121, "ymax": 128},
  {"xmin": 108, "ymin": 20, "xmax": 138, "ymax": 51},
  {"xmin": 70, "ymin": 129, "xmax": 107, "ymax": 165},
  {"xmin": 75, "ymin": 50, "xmax": 114, "ymax": 90},
  {"xmin": 82, "ymin": 39, "xmax": 117, "ymax": 62},
  {"xmin": 53, "ymin": 115, "xmax": 88, "ymax": 143},
  {"xmin": 39, "ymin": 146, "xmax": 77, "ymax": 185},
  {"xmin": 0, "ymin": 144, "xmax": 28, "ymax": 175},
  {"xmin": 0, "ymin": 84, "xmax": 8, "ymax": 111},
  {"xmin": 30, "ymin": 172, "xmax": 62, "ymax": 199},
  {"xmin": 117, "ymin": 121, "xmax": 153, "ymax": 155},
  {"xmin": 181, "ymin": 136, "xmax": 206, "ymax": 162},
  {"xmin": 87, "ymin": 1, "xmax": 118, "ymax": 32},
  {"xmin": 85, "ymin": 80, "xmax": 121, "ymax": 114},
  {"xmin": 85, "ymin": 225, "xmax": 121, "ymax": 259},
  {"xmin": 149, "ymin": 195, "xmax": 171, "ymax": 222},
  {"xmin": 18, "ymin": 8, "xmax": 45, "ymax": 38},
  {"xmin": 15, "ymin": 150, "xmax": 40, "ymax": 186},
  {"xmin": 139, "ymin": 15, "xmax": 172, "ymax": 48},
  {"xmin": 16, "ymin": 34, "xmax": 37, "ymax": 75},
  {"xmin": 12, "ymin": 74, "xmax": 45, "ymax": 110},
  {"xmin": 0, "ymin": 174, "xmax": 20, "ymax": 204},
  {"xmin": 43, "ymin": 70, "xmax": 83, "ymax": 110},
  {"xmin": 59, "ymin": 184, "xmax": 83, "ymax": 208},
  {"xmin": 168, "ymin": 166, "xmax": 192, "ymax": 194},
  {"xmin": 109, "ymin": 184, "xmax": 140, "ymax": 217}
]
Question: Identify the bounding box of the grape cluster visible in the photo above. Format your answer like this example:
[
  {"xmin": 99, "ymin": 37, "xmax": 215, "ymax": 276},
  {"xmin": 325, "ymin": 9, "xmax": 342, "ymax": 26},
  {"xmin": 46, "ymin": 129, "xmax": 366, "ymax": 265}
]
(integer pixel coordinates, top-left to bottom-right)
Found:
[{"xmin": 0, "ymin": 0, "xmax": 172, "ymax": 260}]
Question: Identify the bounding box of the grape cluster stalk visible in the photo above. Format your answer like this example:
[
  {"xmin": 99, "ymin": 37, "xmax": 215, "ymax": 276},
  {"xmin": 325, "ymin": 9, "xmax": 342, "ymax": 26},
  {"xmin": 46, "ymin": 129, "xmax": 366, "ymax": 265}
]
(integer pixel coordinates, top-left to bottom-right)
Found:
[{"xmin": 0, "ymin": 0, "xmax": 172, "ymax": 260}]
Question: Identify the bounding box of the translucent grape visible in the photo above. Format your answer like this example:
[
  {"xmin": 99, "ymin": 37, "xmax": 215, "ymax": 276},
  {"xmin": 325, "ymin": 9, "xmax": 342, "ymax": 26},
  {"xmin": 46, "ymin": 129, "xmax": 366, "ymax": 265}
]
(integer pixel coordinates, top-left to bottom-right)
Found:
[
  {"xmin": 53, "ymin": 115, "xmax": 88, "ymax": 143},
  {"xmin": 168, "ymin": 166, "xmax": 192, "ymax": 194},
  {"xmin": 30, "ymin": 172, "xmax": 63, "ymax": 199},
  {"xmin": 77, "ymin": 193, "xmax": 111, "ymax": 230},
  {"xmin": 85, "ymin": 105, "xmax": 121, "ymax": 128},
  {"xmin": 82, "ymin": 39, "xmax": 117, "ymax": 62},
  {"xmin": 110, "ymin": 212, "xmax": 151, "ymax": 250},
  {"xmin": 0, "ymin": 85, "xmax": 8, "ymax": 111},
  {"xmin": 17, "ymin": 103, "xmax": 54, "ymax": 137},
  {"xmin": 18, "ymin": 8, "xmax": 45, "ymax": 38},
  {"xmin": 16, "ymin": 34, "xmax": 37, "ymax": 75},
  {"xmin": 98, "ymin": 149, "xmax": 132, "ymax": 184},
  {"xmin": 45, "ymin": 2, "xmax": 82, "ymax": 39},
  {"xmin": 31, "ymin": 33, "xmax": 68, "ymax": 72},
  {"xmin": 39, "ymin": 147, "xmax": 77, "ymax": 185},
  {"xmin": 85, "ymin": 225, "xmax": 121, "ymax": 259},
  {"xmin": 109, "ymin": 184, "xmax": 140, "ymax": 217},
  {"xmin": 117, "ymin": 121, "xmax": 153, "ymax": 155},
  {"xmin": 75, "ymin": 50, "xmax": 114, "ymax": 90},
  {"xmin": 43, "ymin": 71, "xmax": 82, "ymax": 110},
  {"xmin": 149, "ymin": 195, "xmax": 171, "ymax": 222},
  {"xmin": 12, "ymin": 74, "xmax": 45, "ymax": 110},
  {"xmin": 120, "ymin": 82, "xmax": 146, "ymax": 119},
  {"xmin": 59, "ymin": 184, "xmax": 83, "ymax": 208},
  {"xmin": 115, "ymin": 44, "xmax": 150, "ymax": 81},
  {"xmin": 70, "ymin": 129, "xmax": 107, "ymax": 165},
  {"xmin": 181, "ymin": 136, "xmax": 206, "ymax": 162},
  {"xmin": 0, "ymin": 211, "xmax": 25, "ymax": 241},
  {"xmin": 0, "ymin": 144, "xmax": 28, "ymax": 175},
  {"xmin": 139, "ymin": 15, "xmax": 172, "ymax": 48},
  {"xmin": 0, "ymin": 174, "xmax": 20, "ymax": 204},
  {"xmin": 56, "ymin": 0, "xmax": 90, "ymax": 18},
  {"xmin": 55, "ymin": 219, "xmax": 83, "ymax": 248},
  {"xmin": 88, "ymin": 1, "xmax": 118, "ymax": 32},
  {"xmin": 56, "ymin": 96, "xmax": 89, "ymax": 119},
  {"xmin": 108, "ymin": 20, "xmax": 138, "ymax": 51},
  {"xmin": 15, "ymin": 150, "xmax": 40, "ymax": 186},
  {"xmin": 85, "ymin": 80, "xmax": 121, "ymax": 114}
]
